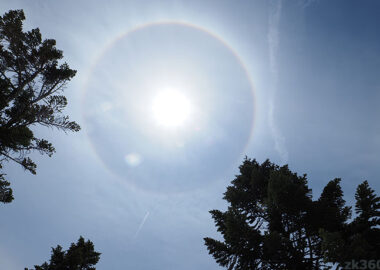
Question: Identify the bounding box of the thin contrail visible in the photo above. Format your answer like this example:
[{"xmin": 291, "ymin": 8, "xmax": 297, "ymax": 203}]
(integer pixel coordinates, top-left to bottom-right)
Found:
[{"xmin": 134, "ymin": 211, "xmax": 150, "ymax": 239}]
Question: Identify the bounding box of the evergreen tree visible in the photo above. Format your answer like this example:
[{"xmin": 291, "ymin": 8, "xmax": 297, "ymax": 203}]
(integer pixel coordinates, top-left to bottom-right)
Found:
[
  {"xmin": 321, "ymin": 181, "xmax": 380, "ymax": 266},
  {"xmin": 0, "ymin": 170, "xmax": 13, "ymax": 203},
  {"xmin": 26, "ymin": 236, "xmax": 101, "ymax": 270},
  {"xmin": 204, "ymin": 158, "xmax": 376, "ymax": 270},
  {"xmin": 0, "ymin": 9, "xmax": 79, "ymax": 203}
]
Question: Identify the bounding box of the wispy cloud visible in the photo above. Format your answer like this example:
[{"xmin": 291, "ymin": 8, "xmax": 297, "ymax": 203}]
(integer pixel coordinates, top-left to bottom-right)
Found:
[
  {"xmin": 267, "ymin": 0, "xmax": 288, "ymax": 164},
  {"xmin": 268, "ymin": 0, "xmax": 282, "ymax": 78},
  {"xmin": 134, "ymin": 211, "xmax": 150, "ymax": 238},
  {"xmin": 299, "ymin": 0, "xmax": 319, "ymax": 10}
]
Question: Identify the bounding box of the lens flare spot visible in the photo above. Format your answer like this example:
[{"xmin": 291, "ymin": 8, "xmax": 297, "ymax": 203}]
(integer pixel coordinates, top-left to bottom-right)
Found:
[{"xmin": 125, "ymin": 153, "xmax": 142, "ymax": 167}]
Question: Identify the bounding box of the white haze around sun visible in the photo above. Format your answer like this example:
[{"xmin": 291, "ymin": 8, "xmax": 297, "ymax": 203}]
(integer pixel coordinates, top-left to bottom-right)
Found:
[{"xmin": 151, "ymin": 89, "xmax": 192, "ymax": 128}]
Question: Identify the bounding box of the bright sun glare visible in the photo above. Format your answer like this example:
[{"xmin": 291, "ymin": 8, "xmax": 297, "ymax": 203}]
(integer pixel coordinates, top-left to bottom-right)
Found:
[{"xmin": 152, "ymin": 90, "xmax": 192, "ymax": 128}]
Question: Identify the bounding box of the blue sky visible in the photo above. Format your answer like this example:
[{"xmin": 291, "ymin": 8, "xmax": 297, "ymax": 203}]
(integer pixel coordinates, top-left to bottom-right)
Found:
[{"xmin": 1, "ymin": 0, "xmax": 380, "ymax": 269}]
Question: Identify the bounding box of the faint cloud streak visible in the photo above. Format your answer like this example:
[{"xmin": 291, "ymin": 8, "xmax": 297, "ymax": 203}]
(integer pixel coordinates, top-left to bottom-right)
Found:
[
  {"xmin": 267, "ymin": 0, "xmax": 289, "ymax": 164},
  {"xmin": 268, "ymin": 0, "xmax": 281, "ymax": 77},
  {"xmin": 299, "ymin": 0, "xmax": 319, "ymax": 9}
]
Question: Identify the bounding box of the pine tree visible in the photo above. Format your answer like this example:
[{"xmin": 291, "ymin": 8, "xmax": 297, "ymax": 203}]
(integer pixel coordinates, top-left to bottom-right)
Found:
[
  {"xmin": 0, "ymin": 170, "xmax": 13, "ymax": 203},
  {"xmin": 320, "ymin": 180, "xmax": 380, "ymax": 266},
  {"xmin": 204, "ymin": 158, "xmax": 367, "ymax": 270},
  {"xmin": 0, "ymin": 9, "xmax": 79, "ymax": 203},
  {"xmin": 26, "ymin": 236, "xmax": 101, "ymax": 270}
]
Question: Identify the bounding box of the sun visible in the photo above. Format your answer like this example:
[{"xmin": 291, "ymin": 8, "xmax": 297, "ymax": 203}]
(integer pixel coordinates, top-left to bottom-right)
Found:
[{"xmin": 152, "ymin": 89, "xmax": 192, "ymax": 128}]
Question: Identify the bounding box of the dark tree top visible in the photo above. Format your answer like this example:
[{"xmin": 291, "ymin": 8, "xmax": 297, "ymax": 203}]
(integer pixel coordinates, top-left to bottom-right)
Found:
[
  {"xmin": 0, "ymin": 9, "xmax": 79, "ymax": 203},
  {"xmin": 204, "ymin": 158, "xmax": 379, "ymax": 270},
  {"xmin": 26, "ymin": 236, "xmax": 101, "ymax": 270}
]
